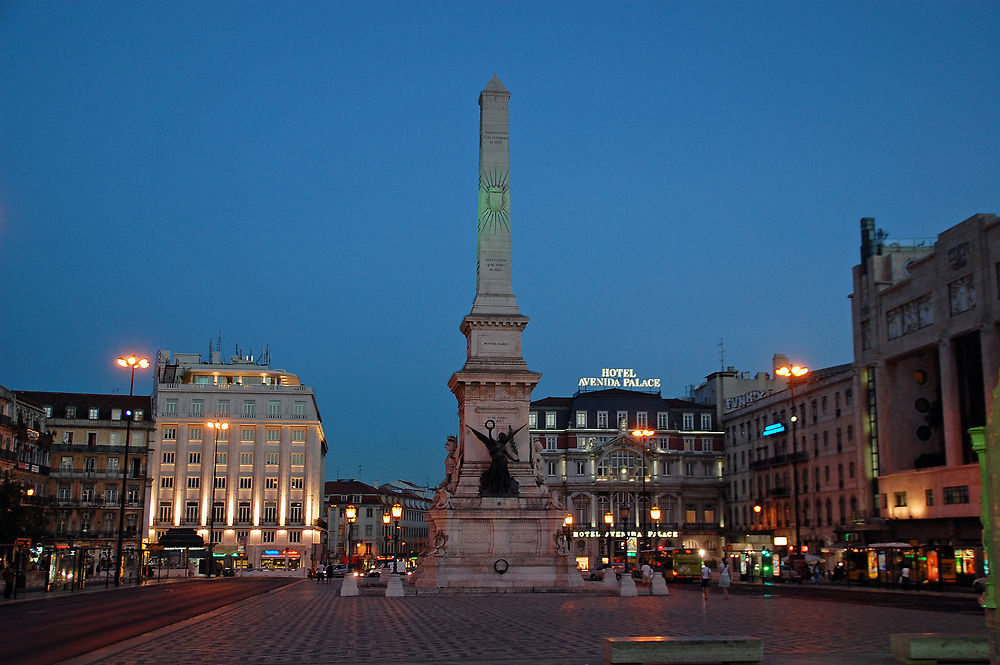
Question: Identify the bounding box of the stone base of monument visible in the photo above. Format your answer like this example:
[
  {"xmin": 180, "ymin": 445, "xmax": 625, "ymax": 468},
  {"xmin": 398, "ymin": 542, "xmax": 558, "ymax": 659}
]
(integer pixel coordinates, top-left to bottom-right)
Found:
[{"xmin": 414, "ymin": 498, "xmax": 578, "ymax": 592}]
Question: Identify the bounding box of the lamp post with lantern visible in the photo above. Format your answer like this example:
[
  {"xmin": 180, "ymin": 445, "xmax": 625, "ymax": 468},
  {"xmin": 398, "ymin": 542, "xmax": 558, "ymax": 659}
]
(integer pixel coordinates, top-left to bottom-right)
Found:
[
  {"xmin": 603, "ymin": 510, "xmax": 614, "ymax": 565},
  {"xmin": 345, "ymin": 504, "xmax": 357, "ymax": 571},
  {"xmin": 205, "ymin": 420, "xmax": 229, "ymax": 578},
  {"xmin": 114, "ymin": 354, "xmax": 149, "ymax": 587},
  {"xmin": 775, "ymin": 363, "xmax": 809, "ymax": 550},
  {"xmin": 391, "ymin": 502, "xmax": 403, "ymax": 573},
  {"xmin": 631, "ymin": 428, "xmax": 654, "ymax": 557},
  {"xmin": 382, "ymin": 511, "xmax": 391, "ymax": 563}
]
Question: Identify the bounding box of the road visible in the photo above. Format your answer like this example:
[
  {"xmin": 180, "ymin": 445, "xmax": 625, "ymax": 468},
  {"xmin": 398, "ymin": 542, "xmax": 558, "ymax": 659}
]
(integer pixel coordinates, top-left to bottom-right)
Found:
[{"xmin": 0, "ymin": 578, "xmax": 295, "ymax": 665}]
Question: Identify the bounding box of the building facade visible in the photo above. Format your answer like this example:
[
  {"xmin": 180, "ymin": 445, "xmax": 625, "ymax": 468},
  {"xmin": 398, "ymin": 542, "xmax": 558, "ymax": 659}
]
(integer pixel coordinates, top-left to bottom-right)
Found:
[
  {"xmin": 15, "ymin": 391, "xmax": 153, "ymax": 574},
  {"xmin": 850, "ymin": 213, "xmax": 999, "ymax": 581},
  {"xmin": 1, "ymin": 385, "xmax": 51, "ymax": 497},
  {"xmin": 148, "ymin": 349, "xmax": 327, "ymax": 571},
  {"xmin": 531, "ymin": 385, "xmax": 724, "ymax": 571}
]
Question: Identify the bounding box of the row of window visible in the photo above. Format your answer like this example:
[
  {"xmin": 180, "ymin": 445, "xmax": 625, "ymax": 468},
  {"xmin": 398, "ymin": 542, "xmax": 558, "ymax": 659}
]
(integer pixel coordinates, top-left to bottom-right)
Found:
[
  {"xmin": 60, "ymin": 431, "xmax": 147, "ymax": 446},
  {"xmin": 162, "ymin": 398, "xmax": 308, "ymax": 419},
  {"xmin": 159, "ymin": 475, "xmax": 305, "ymax": 490},
  {"xmin": 157, "ymin": 500, "xmax": 304, "ymax": 524},
  {"xmin": 57, "ymin": 483, "xmax": 140, "ymax": 503},
  {"xmin": 160, "ymin": 426, "xmax": 308, "ymax": 443},
  {"xmin": 46, "ymin": 406, "xmax": 144, "ymax": 421},
  {"xmin": 155, "ymin": 528, "xmax": 302, "ymax": 545},
  {"xmin": 890, "ymin": 485, "xmax": 969, "ymax": 507},
  {"xmin": 532, "ymin": 411, "xmax": 713, "ymax": 431},
  {"xmin": 161, "ymin": 451, "xmax": 304, "ymax": 466},
  {"xmin": 544, "ymin": 435, "xmax": 717, "ymax": 452}
]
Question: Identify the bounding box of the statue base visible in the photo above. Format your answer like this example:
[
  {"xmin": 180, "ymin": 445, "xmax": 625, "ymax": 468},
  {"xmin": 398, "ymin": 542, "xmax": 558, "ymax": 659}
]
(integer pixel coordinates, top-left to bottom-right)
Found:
[{"xmin": 413, "ymin": 497, "xmax": 578, "ymax": 592}]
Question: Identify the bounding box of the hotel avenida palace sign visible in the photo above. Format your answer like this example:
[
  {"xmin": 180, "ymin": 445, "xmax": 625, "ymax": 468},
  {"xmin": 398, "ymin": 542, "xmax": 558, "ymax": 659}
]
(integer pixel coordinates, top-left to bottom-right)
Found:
[{"xmin": 577, "ymin": 368, "xmax": 661, "ymax": 389}]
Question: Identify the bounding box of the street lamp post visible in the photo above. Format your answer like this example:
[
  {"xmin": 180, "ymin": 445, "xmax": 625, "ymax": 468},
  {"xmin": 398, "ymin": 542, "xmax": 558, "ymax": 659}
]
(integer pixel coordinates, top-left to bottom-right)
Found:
[
  {"xmin": 650, "ymin": 504, "xmax": 661, "ymax": 550},
  {"xmin": 205, "ymin": 421, "xmax": 229, "ymax": 578},
  {"xmin": 776, "ymin": 363, "xmax": 809, "ymax": 551},
  {"xmin": 391, "ymin": 502, "xmax": 403, "ymax": 573},
  {"xmin": 345, "ymin": 504, "xmax": 357, "ymax": 571},
  {"xmin": 114, "ymin": 355, "xmax": 149, "ymax": 587},
  {"xmin": 382, "ymin": 511, "xmax": 391, "ymax": 564},
  {"xmin": 631, "ymin": 428, "xmax": 654, "ymax": 559},
  {"xmin": 603, "ymin": 511, "xmax": 613, "ymax": 565}
]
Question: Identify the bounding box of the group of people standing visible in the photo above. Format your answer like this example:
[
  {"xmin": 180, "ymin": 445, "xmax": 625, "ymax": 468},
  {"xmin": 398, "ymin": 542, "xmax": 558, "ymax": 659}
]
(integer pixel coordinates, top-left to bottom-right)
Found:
[{"xmin": 701, "ymin": 558, "xmax": 732, "ymax": 600}]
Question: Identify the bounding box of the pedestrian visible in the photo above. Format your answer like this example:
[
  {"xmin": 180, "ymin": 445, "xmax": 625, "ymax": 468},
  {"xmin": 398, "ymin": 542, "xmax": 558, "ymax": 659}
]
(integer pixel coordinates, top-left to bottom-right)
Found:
[
  {"xmin": 325, "ymin": 562, "xmax": 334, "ymax": 585},
  {"xmin": 3, "ymin": 562, "xmax": 15, "ymax": 599},
  {"xmin": 718, "ymin": 559, "xmax": 731, "ymax": 599},
  {"xmin": 641, "ymin": 563, "xmax": 652, "ymax": 585},
  {"xmin": 701, "ymin": 562, "xmax": 712, "ymax": 599},
  {"xmin": 900, "ymin": 565, "xmax": 911, "ymax": 590}
]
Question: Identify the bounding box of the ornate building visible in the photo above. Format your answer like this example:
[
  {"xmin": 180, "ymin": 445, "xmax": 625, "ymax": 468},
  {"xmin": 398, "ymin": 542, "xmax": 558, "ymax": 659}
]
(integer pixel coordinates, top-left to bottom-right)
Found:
[{"xmin": 532, "ymin": 385, "xmax": 724, "ymax": 571}]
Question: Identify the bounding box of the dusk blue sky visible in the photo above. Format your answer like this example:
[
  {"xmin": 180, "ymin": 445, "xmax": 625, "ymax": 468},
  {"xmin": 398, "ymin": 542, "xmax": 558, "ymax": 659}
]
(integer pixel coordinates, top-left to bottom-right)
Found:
[{"xmin": 1, "ymin": 2, "xmax": 997, "ymax": 488}]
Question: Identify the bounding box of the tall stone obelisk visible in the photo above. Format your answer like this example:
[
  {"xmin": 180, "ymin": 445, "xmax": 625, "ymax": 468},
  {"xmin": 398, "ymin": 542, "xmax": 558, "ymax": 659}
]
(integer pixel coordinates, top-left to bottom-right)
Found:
[{"xmin": 415, "ymin": 76, "xmax": 578, "ymax": 591}]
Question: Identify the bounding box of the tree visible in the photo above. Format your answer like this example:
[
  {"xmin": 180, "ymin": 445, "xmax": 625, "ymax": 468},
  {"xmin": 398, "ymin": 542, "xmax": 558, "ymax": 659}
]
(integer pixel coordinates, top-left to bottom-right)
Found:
[{"xmin": 0, "ymin": 476, "xmax": 51, "ymax": 544}]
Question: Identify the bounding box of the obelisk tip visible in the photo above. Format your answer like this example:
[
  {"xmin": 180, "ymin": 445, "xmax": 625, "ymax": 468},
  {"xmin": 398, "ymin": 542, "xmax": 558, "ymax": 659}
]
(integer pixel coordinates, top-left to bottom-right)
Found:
[{"xmin": 483, "ymin": 74, "xmax": 508, "ymax": 93}]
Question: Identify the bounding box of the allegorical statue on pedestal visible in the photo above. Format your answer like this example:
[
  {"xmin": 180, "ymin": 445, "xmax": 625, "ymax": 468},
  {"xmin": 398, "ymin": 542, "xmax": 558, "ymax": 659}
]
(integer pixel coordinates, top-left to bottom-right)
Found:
[{"xmin": 468, "ymin": 420, "xmax": 524, "ymax": 497}]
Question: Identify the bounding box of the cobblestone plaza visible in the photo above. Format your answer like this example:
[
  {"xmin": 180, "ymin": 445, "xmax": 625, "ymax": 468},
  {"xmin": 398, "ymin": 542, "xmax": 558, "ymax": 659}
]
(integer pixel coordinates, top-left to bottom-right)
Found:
[{"xmin": 65, "ymin": 580, "xmax": 987, "ymax": 665}]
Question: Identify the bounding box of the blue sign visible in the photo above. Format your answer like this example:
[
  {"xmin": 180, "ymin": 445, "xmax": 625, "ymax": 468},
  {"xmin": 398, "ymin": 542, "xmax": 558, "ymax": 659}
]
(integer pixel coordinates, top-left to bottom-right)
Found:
[{"xmin": 762, "ymin": 423, "xmax": 786, "ymax": 437}]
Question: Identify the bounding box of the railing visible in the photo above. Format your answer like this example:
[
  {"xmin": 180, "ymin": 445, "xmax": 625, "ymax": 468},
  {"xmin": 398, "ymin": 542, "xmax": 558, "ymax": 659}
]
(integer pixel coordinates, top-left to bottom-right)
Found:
[
  {"xmin": 682, "ymin": 522, "xmax": 722, "ymax": 531},
  {"xmin": 768, "ymin": 486, "xmax": 791, "ymax": 498},
  {"xmin": 750, "ymin": 450, "xmax": 808, "ymax": 470}
]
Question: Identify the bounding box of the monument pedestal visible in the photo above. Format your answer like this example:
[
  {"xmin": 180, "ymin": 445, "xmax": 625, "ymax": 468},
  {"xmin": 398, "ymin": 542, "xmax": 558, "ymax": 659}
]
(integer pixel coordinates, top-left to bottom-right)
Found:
[{"xmin": 415, "ymin": 497, "xmax": 577, "ymax": 591}]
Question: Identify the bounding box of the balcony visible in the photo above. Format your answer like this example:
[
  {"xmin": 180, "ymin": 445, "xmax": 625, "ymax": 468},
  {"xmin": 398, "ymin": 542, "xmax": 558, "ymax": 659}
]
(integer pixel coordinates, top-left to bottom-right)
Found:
[
  {"xmin": 767, "ymin": 486, "xmax": 791, "ymax": 498},
  {"xmin": 682, "ymin": 522, "xmax": 722, "ymax": 532},
  {"xmin": 750, "ymin": 450, "xmax": 808, "ymax": 471}
]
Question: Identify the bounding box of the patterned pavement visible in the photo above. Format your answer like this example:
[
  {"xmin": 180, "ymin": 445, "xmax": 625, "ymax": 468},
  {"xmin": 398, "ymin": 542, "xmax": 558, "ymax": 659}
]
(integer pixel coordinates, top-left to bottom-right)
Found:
[{"xmin": 64, "ymin": 579, "xmax": 988, "ymax": 665}]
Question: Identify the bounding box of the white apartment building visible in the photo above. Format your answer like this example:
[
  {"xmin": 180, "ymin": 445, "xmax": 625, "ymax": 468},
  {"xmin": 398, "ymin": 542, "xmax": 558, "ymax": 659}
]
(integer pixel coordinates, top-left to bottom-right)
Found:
[{"xmin": 148, "ymin": 349, "xmax": 327, "ymax": 571}]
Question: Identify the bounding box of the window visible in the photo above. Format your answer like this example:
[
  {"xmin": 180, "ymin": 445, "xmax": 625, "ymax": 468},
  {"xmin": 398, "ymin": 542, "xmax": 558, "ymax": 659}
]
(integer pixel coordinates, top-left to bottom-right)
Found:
[
  {"xmin": 58, "ymin": 483, "xmax": 71, "ymax": 500},
  {"xmin": 238, "ymin": 501, "xmax": 251, "ymax": 522},
  {"xmin": 701, "ymin": 438, "xmax": 713, "ymax": 452},
  {"xmin": 636, "ymin": 412, "xmax": 647, "ymax": 428},
  {"xmin": 217, "ymin": 400, "xmax": 230, "ymax": 416},
  {"xmin": 657, "ymin": 412, "xmax": 669, "ymax": 429},
  {"xmin": 189, "ymin": 427, "xmax": 203, "ymax": 442},
  {"xmin": 239, "ymin": 452, "xmax": 253, "ymax": 465},
  {"xmin": 290, "ymin": 477, "xmax": 304, "ymax": 489},
  {"xmin": 241, "ymin": 428, "xmax": 256, "ymax": 442},
  {"xmin": 60, "ymin": 456, "xmax": 73, "ymax": 472},
  {"xmin": 110, "ymin": 432, "xmax": 121, "ymax": 446},
  {"xmin": 943, "ymin": 486, "xmax": 969, "ymax": 504},
  {"xmin": 597, "ymin": 411, "xmax": 608, "ymax": 428},
  {"xmin": 545, "ymin": 435, "xmax": 557, "ymax": 450},
  {"xmin": 63, "ymin": 431, "xmax": 73, "ymax": 444},
  {"xmin": 528, "ymin": 412, "xmax": 537, "ymax": 428},
  {"xmin": 265, "ymin": 452, "xmax": 279, "ymax": 465},
  {"xmin": 262, "ymin": 530, "xmax": 275, "ymax": 543},
  {"xmin": 576, "ymin": 461, "xmax": 586, "ymax": 475},
  {"xmin": 925, "ymin": 489, "xmax": 934, "ymax": 507},
  {"xmin": 87, "ymin": 432, "xmax": 98, "ymax": 445},
  {"xmin": 685, "ymin": 462, "xmax": 694, "ymax": 476},
  {"xmin": 242, "ymin": 401, "xmax": 256, "ymax": 418},
  {"xmin": 89, "ymin": 407, "xmax": 100, "ymax": 420},
  {"xmin": 293, "ymin": 401, "xmax": 306, "ymax": 418},
  {"xmin": 894, "ymin": 491, "xmax": 907, "ymax": 507},
  {"xmin": 187, "ymin": 476, "xmax": 200, "ymax": 489},
  {"xmin": 214, "ymin": 476, "xmax": 226, "ymax": 489},
  {"xmin": 104, "ymin": 487, "xmax": 117, "ymax": 504},
  {"xmin": 292, "ymin": 429, "xmax": 305, "ymax": 442},
  {"xmin": 682, "ymin": 413, "xmax": 694, "ymax": 430},
  {"xmin": 238, "ymin": 476, "xmax": 253, "ymax": 489},
  {"xmin": 268, "ymin": 401, "xmax": 281, "ymax": 418},
  {"xmin": 685, "ymin": 504, "xmax": 697, "ymax": 523},
  {"xmin": 267, "ymin": 429, "xmax": 282, "ymax": 442},
  {"xmin": 164, "ymin": 399, "xmax": 177, "ymax": 415},
  {"xmin": 617, "ymin": 412, "xmax": 628, "ymax": 430},
  {"xmin": 291, "ymin": 453, "xmax": 305, "ymax": 466},
  {"xmin": 133, "ymin": 409, "xmax": 143, "ymax": 422},
  {"xmin": 215, "ymin": 451, "xmax": 228, "ymax": 465},
  {"xmin": 66, "ymin": 406, "xmax": 77, "ymax": 418},
  {"xmin": 127, "ymin": 485, "xmax": 139, "ymax": 504},
  {"xmin": 683, "ymin": 437, "xmax": 695, "ymax": 452},
  {"xmin": 163, "ymin": 428, "xmax": 177, "ymax": 441},
  {"xmin": 188, "ymin": 451, "xmax": 201, "ymax": 464},
  {"xmin": 185, "ymin": 501, "xmax": 198, "ymax": 522},
  {"xmin": 546, "ymin": 461, "xmax": 556, "ymax": 476},
  {"xmin": 213, "ymin": 502, "xmax": 225, "ymax": 522},
  {"xmin": 191, "ymin": 400, "xmax": 204, "ymax": 416},
  {"xmin": 263, "ymin": 502, "xmax": 277, "ymax": 522},
  {"xmin": 700, "ymin": 413, "xmax": 711, "ymax": 430},
  {"xmin": 160, "ymin": 476, "xmax": 173, "ymax": 488},
  {"xmin": 288, "ymin": 531, "xmax": 301, "ymax": 543},
  {"xmin": 159, "ymin": 502, "xmax": 173, "ymax": 522},
  {"xmin": 265, "ymin": 477, "xmax": 278, "ymax": 489},
  {"xmin": 289, "ymin": 502, "xmax": 303, "ymax": 522},
  {"xmin": 545, "ymin": 412, "xmax": 556, "ymax": 429},
  {"xmin": 576, "ymin": 411, "xmax": 587, "ymax": 428}
]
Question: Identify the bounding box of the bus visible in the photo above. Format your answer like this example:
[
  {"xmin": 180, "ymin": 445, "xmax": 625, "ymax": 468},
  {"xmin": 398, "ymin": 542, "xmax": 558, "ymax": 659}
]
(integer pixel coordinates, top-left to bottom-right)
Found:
[{"xmin": 646, "ymin": 548, "xmax": 703, "ymax": 581}]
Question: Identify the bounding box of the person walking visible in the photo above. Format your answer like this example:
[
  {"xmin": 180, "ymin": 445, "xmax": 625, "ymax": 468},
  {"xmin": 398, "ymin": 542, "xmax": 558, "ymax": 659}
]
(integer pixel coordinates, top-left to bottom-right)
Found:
[
  {"xmin": 900, "ymin": 564, "xmax": 911, "ymax": 590},
  {"xmin": 701, "ymin": 562, "xmax": 712, "ymax": 599},
  {"xmin": 718, "ymin": 559, "xmax": 731, "ymax": 599},
  {"xmin": 3, "ymin": 562, "xmax": 16, "ymax": 599}
]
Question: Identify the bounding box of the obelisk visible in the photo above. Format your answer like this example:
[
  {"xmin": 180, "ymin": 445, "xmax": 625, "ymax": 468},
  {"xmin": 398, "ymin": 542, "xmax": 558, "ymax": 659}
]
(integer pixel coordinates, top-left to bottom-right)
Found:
[{"xmin": 415, "ymin": 76, "xmax": 577, "ymax": 591}]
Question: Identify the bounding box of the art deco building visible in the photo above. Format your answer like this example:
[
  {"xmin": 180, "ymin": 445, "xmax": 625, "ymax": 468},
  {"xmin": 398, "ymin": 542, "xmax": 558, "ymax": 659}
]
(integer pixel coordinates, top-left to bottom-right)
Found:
[
  {"xmin": 15, "ymin": 391, "xmax": 153, "ymax": 563},
  {"xmin": 148, "ymin": 349, "xmax": 327, "ymax": 571},
  {"xmin": 850, "ymin": 213, "xmax": 999, "ymax": 581},
  {"xmin": 531, "ymin": 383, "xmax": 724, "ymax": 571}
]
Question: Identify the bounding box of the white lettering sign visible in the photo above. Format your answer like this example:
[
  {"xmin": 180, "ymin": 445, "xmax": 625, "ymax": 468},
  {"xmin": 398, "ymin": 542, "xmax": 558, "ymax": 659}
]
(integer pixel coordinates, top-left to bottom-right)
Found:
[
  {"xmin": 725, "ymin": 390, "xmax": 767, "ymax": 411},
  {"xmin": 577, "ymin": 368, "xmax": 661, "ymax": 389}
]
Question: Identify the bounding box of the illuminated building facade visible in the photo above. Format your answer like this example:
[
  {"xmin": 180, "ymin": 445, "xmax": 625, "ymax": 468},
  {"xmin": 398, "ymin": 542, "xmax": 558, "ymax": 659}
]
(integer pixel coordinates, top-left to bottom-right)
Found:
[
  {"xmin": 531, "ymin": 381, "xmax": 724, "ymax": 571},
  {"xmin": 148, "ymin": 348, "xmax": 327, "ymax": 571},
  {"xmin": 851, "ymin": 213, "xmax": 999, "ymax": 581}
]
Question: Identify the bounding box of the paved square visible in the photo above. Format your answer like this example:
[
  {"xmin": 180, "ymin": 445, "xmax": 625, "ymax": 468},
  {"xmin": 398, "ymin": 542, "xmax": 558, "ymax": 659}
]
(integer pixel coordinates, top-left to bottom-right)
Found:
[{"xmin": 70, "ymin": 581, "xmax": 988, "ymax": 665}]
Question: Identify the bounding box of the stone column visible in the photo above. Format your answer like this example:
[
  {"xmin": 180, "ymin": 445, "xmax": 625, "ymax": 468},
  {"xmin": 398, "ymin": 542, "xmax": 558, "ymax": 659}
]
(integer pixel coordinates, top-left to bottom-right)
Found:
[{"xmin": 940, "ymin": 339, "xmax": 965, "ymax": 467}]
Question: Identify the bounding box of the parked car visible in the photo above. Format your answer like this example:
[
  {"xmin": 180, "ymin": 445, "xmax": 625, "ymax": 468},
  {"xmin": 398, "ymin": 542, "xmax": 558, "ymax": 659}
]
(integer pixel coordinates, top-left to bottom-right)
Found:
[{"xmin": 328, "ymin": 564, "xmax": 350, "ymax": 578}]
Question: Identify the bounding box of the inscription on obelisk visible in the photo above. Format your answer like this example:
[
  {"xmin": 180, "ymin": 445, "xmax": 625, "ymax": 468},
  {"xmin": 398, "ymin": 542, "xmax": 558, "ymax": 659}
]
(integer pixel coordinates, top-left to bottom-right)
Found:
[{"xmin": 472, "ymin": 74, "xmax": 520, "ymax": 316}]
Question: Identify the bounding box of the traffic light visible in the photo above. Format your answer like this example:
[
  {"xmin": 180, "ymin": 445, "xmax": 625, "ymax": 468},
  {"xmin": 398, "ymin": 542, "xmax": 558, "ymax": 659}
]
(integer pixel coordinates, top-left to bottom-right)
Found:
[{"xmin": 761, "ymin": 549, "xmax": 773, "ymax": 577}]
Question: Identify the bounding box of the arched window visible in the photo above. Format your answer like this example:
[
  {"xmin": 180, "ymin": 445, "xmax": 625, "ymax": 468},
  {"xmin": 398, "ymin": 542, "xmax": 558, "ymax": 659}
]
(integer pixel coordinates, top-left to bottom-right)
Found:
[
  {"xmin": 838, "ymin": 496, "xmax": 846, "ymax": 525},
  {"xmin": 825, "ymin": 498, "xmax": 833, "ymax": 526},
  {"xmin": 597, "ymin": 449, "xmax": 640, "ymax": 479}
]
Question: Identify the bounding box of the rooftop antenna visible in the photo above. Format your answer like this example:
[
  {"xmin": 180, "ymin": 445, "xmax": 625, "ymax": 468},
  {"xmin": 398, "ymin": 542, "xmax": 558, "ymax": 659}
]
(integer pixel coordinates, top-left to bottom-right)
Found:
[
  {"xmin": 717, "ymin": 338, "xmax": 725, "ymax": 371},
  {"xmin": 216, "ymin": 331, "xmax": 223, "ymax": 352}
]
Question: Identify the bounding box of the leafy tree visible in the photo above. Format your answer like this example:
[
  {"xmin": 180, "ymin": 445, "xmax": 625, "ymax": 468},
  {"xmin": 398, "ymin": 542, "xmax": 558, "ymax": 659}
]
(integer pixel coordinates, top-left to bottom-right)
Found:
[{"xmin": 0, "ymin": 476, "xmax": 50, "ymax": 544}]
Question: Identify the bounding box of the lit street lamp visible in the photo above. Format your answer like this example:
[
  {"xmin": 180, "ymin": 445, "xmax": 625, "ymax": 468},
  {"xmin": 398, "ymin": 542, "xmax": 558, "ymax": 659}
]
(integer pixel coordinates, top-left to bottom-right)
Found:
[
  {"xmin": 631, "ymin": 428, "xmax": 654, "ymax": 558},
  {"xmin": 114, "ymin": 354, "xmax": 149, "ymax": 587},
  {"xmin": 382, "ymin": 511, "xmax": 391, "ymax": 563},
  {"xmin": 205, "ymin": 420, "xmax": 229, "ymax": 578},
  {"xmin": 650, "ymin": 504, "xmax": 661, "ymax": 549},
  {"xmin": 345, "ymin": 504, "xmax": 357, "ymax": 571},
  {"xmin": 776, "ymin": 363, "xmax": 809, "ymax": 551},
  {"xmin": 391, "ymin": 502, "xmax": 403, "ymax": 573},
  {"xmin": 603, "ymin": 510, "xmax": 614, "ymax": 564}
]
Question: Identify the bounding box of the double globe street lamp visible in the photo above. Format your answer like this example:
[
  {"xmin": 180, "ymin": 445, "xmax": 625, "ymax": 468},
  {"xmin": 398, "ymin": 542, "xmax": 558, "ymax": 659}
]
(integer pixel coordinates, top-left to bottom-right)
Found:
[
  {"xmin": 114, "ymin": 355, "xmax": 149, "ymax": 587},
  {"xmin": 776, "ymin": 363, "xmax": 809, "ymax": 551},
  {"xmin": 391, "ymin": 502, "xmax": 403, "ymax": 572},
  {"xmin": 205, "ymin": 420, "xmax": 229, "ymax": 577}
]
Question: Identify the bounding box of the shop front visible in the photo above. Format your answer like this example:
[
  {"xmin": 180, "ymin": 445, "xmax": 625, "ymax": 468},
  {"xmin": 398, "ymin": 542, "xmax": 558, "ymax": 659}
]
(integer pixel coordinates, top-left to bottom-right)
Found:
[{"xmin": 260, "ymin": 548, "xmax": 301, "ymax": 570}]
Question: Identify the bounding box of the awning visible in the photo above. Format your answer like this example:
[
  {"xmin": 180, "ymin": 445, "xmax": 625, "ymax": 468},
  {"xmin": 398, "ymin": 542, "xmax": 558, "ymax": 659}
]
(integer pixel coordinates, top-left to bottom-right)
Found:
[{"xmin": 156, "ymin": 528, "xmax": 205, "ymax": 548}]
